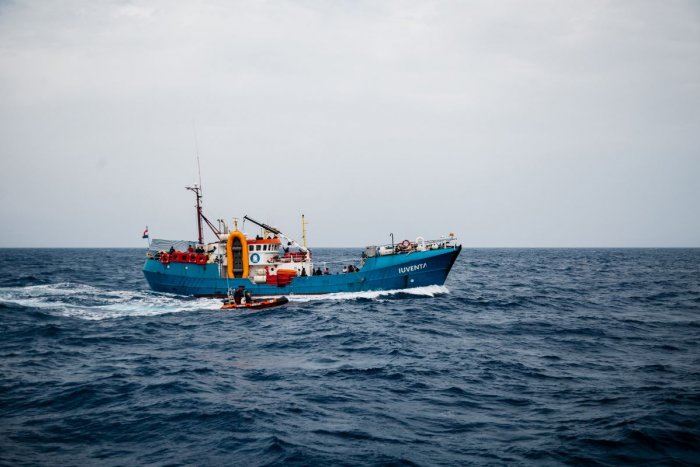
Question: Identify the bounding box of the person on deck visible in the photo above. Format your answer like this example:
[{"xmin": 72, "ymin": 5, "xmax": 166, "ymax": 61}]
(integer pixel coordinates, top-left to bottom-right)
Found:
[
  {"xmin": 169, "ymin": 246, "xmax": 175, "ymax": 254},
  {"xmin": 244, "ymin": 290, "xmax": 252, "ymax": 304},
  {"xmin": 324, "ymin": 268, "xmax": 330, "ymax": 275},
  {"xmin": 301, "ymin": 268, "xmax": 307, "ymax": 277},
  {"xmin": 187, "ymin": 245, "xmax": 195, "ymax": 253}
]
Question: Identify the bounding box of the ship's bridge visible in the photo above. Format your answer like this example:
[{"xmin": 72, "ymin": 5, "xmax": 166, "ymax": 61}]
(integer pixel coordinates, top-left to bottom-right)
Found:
[
  {"xmin": 247, "ymin": 238, "xmax": 281, "ymax": 252},
  {"xmin": 246, "ymin": 238, "xmax": 281, "ymax": 266}
]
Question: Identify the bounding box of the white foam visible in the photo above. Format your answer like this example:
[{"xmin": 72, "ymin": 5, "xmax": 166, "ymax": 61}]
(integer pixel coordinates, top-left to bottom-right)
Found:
[
  {"xmin": 0, "ymin": 282, "xmax": 220, "ymax": 321},
  {"xmin": 285, "ymin": 285, "xmax": 450, "ymax": 303}
]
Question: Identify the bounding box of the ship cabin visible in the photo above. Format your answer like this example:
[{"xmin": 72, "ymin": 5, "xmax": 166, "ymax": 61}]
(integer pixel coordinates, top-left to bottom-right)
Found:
[
  {"xmin": 247, "ymin": 237, "xmax": 281, "ymax": 265},
  {"xmin": 246, "ymin": 237, "xmax": 313, "ymax": 281}
]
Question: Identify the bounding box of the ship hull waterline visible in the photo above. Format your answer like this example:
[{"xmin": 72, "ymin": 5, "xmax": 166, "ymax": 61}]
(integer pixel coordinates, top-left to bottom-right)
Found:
[{"xmin": 143, "ymin": 246, "xmax": 461, "ymax": 297}]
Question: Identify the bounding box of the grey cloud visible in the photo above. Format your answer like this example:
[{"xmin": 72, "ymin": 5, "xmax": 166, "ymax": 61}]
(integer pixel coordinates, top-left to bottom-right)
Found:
[{"xmin": 1, "ymin": 0, "xmax": 698, "ymax": 247}]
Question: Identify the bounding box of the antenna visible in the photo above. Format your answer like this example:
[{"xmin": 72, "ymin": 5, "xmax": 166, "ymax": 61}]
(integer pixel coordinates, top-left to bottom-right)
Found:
[
  {"xmin": 187, "ymin": 120, "xmax": 204, "ymax": 244},
  {"xmin": 193, "ymin": 120, "xmax": 202, "ymax": 190}
]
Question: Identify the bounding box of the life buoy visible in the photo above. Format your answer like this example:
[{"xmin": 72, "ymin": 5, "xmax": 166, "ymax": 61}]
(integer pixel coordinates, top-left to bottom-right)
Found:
[
  {"xmin": 196, "ymin": 254, "xmax": 207, "ymax": 265},
  {"xmin": 250, "ymin": 253, "xmax": 260, "ymax": 264},
  {"xmin": 401, "ymin": 239, "xmax": 411, "ymax": 248},
  {"xmin": 171, "ymin": 252, "xmax": 181, "ymax": 262},
  {"xmin": 188, "ymin": 253, "xmax": 197, "ymax": 263},
  {"xmin": 160, "ymin": 253, "xmax": 170, "ymax": 264}
]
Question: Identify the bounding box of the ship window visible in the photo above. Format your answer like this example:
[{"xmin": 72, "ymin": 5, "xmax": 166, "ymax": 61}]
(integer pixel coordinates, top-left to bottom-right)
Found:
[
  {"xmin": 256, "ymin": 245, "xmax": 261, "ymax": 251},
  {"xmin": 249, "ymin": 245, "xmax": 254, "ymax": 251},
  {"xmin": 262, "ymin": 245, "xmax": 267, "ymax": 251}
]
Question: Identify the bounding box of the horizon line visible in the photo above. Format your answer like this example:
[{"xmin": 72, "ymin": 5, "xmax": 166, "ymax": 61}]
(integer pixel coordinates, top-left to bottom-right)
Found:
[{"xmin": 1, "ymin": 246, "xmax": 699, "ymax": 249}]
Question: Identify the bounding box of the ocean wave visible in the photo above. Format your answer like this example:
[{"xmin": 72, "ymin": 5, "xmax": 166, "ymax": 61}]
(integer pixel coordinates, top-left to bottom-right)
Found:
[{"xmin": 2, "ymin": 248, "xmax": 699, "ymax": 465}]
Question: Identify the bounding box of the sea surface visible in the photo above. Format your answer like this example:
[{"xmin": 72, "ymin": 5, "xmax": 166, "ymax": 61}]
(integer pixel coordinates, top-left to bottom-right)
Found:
[{"xmin": 1, "ymin": 248, "xmax": 699, "ymax": 465}]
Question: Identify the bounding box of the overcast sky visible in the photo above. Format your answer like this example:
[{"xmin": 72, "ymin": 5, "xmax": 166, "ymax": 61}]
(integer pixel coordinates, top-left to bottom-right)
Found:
[{"xmin": 1, "ymin": 0, "xmax": 698, "ymax": 247}]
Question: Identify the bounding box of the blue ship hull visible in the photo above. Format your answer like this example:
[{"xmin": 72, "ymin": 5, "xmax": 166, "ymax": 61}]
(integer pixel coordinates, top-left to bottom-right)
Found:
[{"xmin": 143, "ymin": 246, "xmax": 461, "ymax": 297}]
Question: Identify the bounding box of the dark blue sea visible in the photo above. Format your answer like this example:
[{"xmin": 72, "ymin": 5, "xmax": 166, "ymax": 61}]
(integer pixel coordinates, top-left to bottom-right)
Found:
[{"xmin": 1, "ymin": 248, "xmax": 699, "ymax": 465}]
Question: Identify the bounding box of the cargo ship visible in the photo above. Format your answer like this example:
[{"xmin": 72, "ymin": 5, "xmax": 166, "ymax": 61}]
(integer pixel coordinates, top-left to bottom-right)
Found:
[{"xmin": 143, "ymin": 185, "xmax": 461, "ymax": 297}]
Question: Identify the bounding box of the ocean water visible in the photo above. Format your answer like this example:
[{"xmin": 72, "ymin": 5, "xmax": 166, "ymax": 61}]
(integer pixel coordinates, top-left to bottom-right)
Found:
[{"xmin": 1, "ymin": 248, "xmax": 699, "ymax": 465}]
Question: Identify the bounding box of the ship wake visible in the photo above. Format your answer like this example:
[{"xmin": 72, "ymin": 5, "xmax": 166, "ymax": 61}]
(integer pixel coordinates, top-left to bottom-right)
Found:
[
  {"xmin": 284, "ymin": 285, "xmax": 450, "ymax": 303},
  {"xmin": 0, "ymin": 283, "xmax": 450, "ymax": 320},
  {"xmin": 0, "ymin": 283, "xmax": 221, "ymax": 321}
]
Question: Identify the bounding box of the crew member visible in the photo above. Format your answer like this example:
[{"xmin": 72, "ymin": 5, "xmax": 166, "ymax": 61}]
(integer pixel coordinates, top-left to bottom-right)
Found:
[{"xmin": 233, "ymin": 286, "xmax": 244, "ymax": 305}]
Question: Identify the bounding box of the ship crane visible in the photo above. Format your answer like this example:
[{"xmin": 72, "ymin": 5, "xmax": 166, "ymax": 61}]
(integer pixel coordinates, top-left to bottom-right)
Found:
[{"xmin": 243, "ymin": 215, "xmax": 308, "ymax": 253}]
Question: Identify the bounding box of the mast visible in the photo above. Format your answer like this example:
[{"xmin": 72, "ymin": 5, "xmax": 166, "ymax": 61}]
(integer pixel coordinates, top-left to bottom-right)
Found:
[
  {"xmin": 301, "ymin": 214, "xmax": 308, "ymax": 249},
  {"xmin": 186, "ymin": 185, "xmax": 204, "ymax": 245}
]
